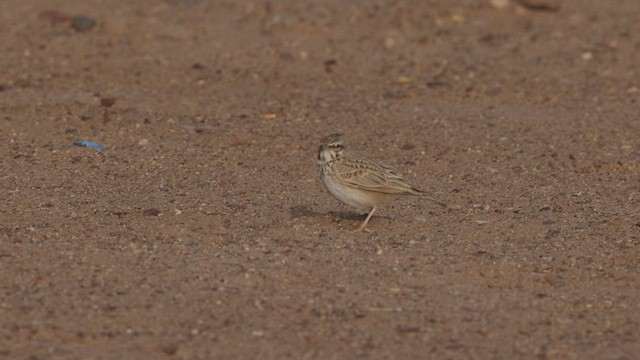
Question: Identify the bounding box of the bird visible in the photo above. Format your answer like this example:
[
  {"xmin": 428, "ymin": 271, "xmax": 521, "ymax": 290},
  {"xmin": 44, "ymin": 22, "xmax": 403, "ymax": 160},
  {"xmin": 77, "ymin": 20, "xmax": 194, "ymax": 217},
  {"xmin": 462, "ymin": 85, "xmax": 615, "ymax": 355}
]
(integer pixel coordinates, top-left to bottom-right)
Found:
[{"xmin": 317, "ymin": 133, "xmax": 446, "ymax": 232}]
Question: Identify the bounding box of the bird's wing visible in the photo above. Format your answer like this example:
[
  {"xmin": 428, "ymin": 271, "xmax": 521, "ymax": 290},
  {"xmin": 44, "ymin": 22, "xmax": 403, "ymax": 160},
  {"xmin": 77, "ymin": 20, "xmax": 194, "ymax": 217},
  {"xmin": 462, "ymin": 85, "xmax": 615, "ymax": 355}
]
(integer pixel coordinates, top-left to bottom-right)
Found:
[{"xmin": 334, "ymin": 154, "xmax": 415, "ymax": 195}]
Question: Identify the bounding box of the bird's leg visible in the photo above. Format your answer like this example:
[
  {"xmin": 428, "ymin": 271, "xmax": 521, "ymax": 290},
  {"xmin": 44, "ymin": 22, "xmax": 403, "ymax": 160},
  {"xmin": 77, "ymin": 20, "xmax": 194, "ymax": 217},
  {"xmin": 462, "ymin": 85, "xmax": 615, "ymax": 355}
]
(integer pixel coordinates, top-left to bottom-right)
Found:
[{"xmin": 353, "ymin": 207, "xmax": 376, "ymax": 233}]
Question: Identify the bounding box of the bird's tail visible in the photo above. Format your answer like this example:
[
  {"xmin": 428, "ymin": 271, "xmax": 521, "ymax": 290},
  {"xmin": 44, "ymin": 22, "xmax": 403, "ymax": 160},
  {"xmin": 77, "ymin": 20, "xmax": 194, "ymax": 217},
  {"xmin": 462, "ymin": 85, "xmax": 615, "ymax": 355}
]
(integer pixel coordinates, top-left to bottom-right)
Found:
[{"xmin": 412, "ymin": 188, "xmax": 447, "ymax": 207}]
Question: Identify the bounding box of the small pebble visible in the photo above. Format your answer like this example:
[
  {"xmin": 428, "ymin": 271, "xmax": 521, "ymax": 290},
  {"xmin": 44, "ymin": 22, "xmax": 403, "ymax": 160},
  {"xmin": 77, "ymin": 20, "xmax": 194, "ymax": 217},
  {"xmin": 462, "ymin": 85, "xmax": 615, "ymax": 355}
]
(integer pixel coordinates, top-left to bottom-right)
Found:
[
  {"xmin": 161, "ymin": 343, "xmax": 179, "ymax": 355},
  {"xmin": 138, "ymin": 138, "xmax": 149, "ymax": 146},
  {"xmin": 143, "ymin": 208, "xmax": 161, "ymax": 216},
  {"xmin": 581, "ymin": 52, "xmax": 593, "ymax": 61},
  {"xmin": 490, "ymin": 0, "xmax": 510, "ymax": 8},
  {"xmin": 384, "ymin": 37, "xmax": 396, "ymax": 49},
  {"xmin": 71, "ymin": 16, "xmax": 96, "ymax": 32},
  {"xmin": 100, "ymin": 97, "xmax": 115, "ymax": 107}
]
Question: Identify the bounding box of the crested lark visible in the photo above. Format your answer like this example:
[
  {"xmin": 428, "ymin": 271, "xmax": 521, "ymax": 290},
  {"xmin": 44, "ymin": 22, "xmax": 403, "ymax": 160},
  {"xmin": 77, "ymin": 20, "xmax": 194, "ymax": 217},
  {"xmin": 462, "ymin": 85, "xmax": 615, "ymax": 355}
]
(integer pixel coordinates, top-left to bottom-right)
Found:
[{"xmin": 317, "ymin": 133, "xmax": 446, "ymax": 232}]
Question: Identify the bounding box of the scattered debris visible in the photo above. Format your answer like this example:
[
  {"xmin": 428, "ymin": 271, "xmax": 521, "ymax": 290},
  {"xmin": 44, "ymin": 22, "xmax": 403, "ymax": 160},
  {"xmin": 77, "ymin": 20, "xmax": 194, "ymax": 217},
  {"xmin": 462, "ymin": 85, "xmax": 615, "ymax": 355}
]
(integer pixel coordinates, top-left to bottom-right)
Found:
[
  {"xmin": 518, "ymin": 0, "xmax": 560, "ymax": 11},
  {"xmin": 192, "ymin": 63, "xmax": 205, "ymax": 70},
  {"xmin": 261, "ymin": 8, "xmax": 293, "ymax": 34},
  {"xmin": 100, "ymin": 97, "xmax": 115, "ymax": 123},
  {"xmin": 180, "ymin": 124, "xmax": 215, "ymax": 133},
  {"xmin": 71, "ymin": 141, "xmax": 105, "ymax": 152},
  {"xmin": 258, "ymin": 113, "xmax": 276, "ymax": 120},
  {"xmin": 397, "ymin": 76, "xmax": 413, "ymax": 85},
  {"xmin": 426, "ymin": 80, "xmax": 448, "ymax": 88},
  {"xmin": 323, "ymin": 59, "xmax": 337, "ymax": 73},
  {"xmin": 414, "ymin": 215, "xmax": 427, "ymax": 222},
  {"xmin": 40, "ymin": 10, "xmax": 72, "ymax": 24}
]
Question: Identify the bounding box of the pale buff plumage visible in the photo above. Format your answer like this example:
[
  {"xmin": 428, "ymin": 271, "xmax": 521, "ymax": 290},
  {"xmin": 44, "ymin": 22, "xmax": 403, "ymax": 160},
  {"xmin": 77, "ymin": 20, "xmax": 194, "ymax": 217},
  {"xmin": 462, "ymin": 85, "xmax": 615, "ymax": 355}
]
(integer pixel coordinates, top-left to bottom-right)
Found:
[{"xmin": 317, "ymin": 133, "xmax": 445, "ymax": 232}]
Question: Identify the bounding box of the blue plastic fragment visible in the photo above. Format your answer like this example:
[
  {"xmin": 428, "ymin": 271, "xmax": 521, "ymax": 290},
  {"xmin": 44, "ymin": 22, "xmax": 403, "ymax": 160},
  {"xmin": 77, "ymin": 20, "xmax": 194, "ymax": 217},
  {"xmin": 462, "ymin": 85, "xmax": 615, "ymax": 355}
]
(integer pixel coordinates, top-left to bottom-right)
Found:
[{"xmin": 71, "ymin": 141, "xmax": 105, "ymax": 152}]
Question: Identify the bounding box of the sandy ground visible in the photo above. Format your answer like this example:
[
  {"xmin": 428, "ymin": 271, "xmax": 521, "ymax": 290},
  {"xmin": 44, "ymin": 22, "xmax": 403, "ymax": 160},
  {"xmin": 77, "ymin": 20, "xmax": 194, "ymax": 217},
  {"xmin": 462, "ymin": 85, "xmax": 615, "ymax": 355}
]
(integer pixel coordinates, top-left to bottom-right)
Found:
[{"xmin": 1, "ymin": 0, "xmax": 640, "ymax": 358}]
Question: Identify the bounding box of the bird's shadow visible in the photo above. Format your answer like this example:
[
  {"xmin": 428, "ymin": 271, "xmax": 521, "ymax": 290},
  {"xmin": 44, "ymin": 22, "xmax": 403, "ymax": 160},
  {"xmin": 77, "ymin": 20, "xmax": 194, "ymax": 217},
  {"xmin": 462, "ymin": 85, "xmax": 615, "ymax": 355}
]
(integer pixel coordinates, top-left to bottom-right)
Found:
[{"xmin": 289, "ymin": 205, "xmax": 391, "ymax": 221}]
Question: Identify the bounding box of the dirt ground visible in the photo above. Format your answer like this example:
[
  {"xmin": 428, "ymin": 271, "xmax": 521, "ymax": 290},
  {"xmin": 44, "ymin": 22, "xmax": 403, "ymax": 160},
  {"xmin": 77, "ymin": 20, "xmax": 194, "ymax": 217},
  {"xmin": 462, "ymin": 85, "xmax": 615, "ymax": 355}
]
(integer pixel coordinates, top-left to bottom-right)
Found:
[{"xmin": 1, "ymin": 0, "xmax": 639, "ymax": 358}]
